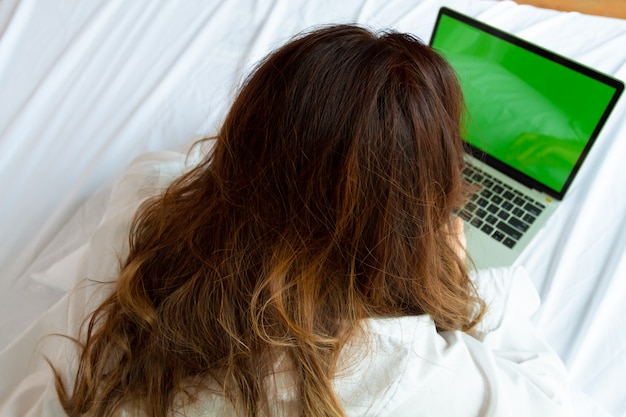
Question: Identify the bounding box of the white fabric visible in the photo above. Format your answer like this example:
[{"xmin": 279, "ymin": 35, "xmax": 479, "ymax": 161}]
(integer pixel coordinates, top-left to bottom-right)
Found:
[
  {"xmin": 1, "ymin": 0, "xmax": 626, "ymax": 415},
  {"xmin": 0, "ymin": 150, "xmax": 575, "ymax": 416},
  {"xmin": 174, "ymin": 271, "xmax": 575, "ymax": 417}
]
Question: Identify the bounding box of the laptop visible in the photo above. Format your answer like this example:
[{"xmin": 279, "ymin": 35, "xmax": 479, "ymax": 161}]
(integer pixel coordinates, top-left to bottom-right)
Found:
[{"xmin": 429, "ymin": 7, "xmax": 624, "ymax": 268}]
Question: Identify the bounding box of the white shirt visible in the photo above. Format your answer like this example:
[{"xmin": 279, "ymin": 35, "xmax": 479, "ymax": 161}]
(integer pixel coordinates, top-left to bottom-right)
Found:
[{"xmin": 169, "ymin": 267, "xmax": 573, "ymax": 417}]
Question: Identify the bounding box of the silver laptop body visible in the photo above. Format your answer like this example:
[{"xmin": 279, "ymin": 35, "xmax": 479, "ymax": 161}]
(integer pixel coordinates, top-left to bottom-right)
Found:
[{"xmin": 430, "ymin": 8, "xmax": 624, "ymax": 268}]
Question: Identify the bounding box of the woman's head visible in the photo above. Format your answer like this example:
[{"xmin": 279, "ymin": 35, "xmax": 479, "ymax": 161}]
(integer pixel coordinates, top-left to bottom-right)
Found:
[
  {"xmin": 57, "ymin": 25, "xmax": 482, "ymax": 417},
  {"xmin": 211, "ymin": 24, "xmax": 472, "ymax": 322},
  {"xmin": 219, "ymin": 24, "xmax": 467, "ymax": 222}
]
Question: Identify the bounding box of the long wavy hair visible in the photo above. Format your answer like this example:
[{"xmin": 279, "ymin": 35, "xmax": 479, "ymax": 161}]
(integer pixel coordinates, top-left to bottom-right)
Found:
[{"xmin": 55, "ymin": 25, "xmax": 484, "ymax": 417}]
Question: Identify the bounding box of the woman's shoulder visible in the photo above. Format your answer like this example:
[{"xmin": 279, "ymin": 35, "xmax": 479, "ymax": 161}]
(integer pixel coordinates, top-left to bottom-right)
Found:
[{"xmin": 333, "ymin": 267, "xmax": 572, "ymax": 416}]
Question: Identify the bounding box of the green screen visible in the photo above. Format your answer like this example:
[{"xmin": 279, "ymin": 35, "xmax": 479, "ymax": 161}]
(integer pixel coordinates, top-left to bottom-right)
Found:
[{"xmin": 432, "ymin": 13, "xmax": 617, "ymax": 193}]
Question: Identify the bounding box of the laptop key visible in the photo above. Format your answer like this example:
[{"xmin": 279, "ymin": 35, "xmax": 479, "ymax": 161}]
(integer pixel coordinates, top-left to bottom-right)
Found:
[
  {"xmin": 486, "ymin": 214, "xmax": 498, "ymax": 225},
  {"xmin": 470, "ymin": 218, "xmax": 483, "ymax": 228},
  {"xmin": 503, "ymin": 237, "xmax": 517, "ymax": 248},
  {"xmin": 497, "ymin": 210, "xmax": 510, "ymax": 221},
  {"xmin": 524, "ymin": 202, "xmax": 543, "ymax": 216},
  {"xmin": 492, "ymin": 231, "xmax": 505, "ymax": 242},
  {"xmin": 523, "ymin": 213, "xmax": 536, "ymax": 224},
  {"xmin": 512, "ymin": 207, "xmax": 525, "ymax": 217},
  {"xmin": 509, "ymin": 217, "xmax": 529, "ymax": 232},
  {"xmin": 496, "ymin": 221, "xmax": 522, "ymax": 240},
  {"xmin": 481, "ymin": 224, "xmax": 494, "ymax": 234}
]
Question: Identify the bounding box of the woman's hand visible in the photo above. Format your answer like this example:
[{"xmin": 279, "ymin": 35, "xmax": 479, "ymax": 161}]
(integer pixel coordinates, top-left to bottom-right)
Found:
[{"xmin": 453, "ymin": 216, "xmax": 467, "ymax": 260}]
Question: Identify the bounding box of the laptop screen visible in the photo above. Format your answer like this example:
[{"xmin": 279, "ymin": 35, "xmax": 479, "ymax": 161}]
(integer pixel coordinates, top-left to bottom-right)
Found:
[{"xmin": 430, "ymin": 8, "xmax": 623, "ymax": 198}]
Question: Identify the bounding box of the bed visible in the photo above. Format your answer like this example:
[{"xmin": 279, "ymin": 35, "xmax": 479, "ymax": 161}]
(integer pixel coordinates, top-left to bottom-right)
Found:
[{"xmin": 1, "ymin": 0, "xmax": 625, "ymax": 415}]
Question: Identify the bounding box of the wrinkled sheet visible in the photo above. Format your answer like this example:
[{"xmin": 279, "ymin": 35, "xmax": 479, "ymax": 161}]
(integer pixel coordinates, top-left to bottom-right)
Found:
[{"xmin": 1, "ymin": 0, "xmax": 625, "ymax": 415}]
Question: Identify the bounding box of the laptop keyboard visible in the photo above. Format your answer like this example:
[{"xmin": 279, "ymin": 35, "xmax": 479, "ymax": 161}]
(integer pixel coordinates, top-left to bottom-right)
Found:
[{"xmin": 460, "ymin": 163, "xmax": 545, "ymax": 249}]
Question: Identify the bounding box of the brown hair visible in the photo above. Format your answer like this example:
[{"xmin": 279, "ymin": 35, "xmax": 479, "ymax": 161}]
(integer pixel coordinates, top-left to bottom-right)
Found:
[{"xmin": 55, "ymin": 25, "xmax": 484, "ymax": 416}]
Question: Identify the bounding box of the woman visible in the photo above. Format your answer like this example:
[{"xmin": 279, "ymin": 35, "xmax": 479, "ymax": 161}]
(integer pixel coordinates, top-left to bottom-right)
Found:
[{"xmin": 54, "ymin": 25, "xmax": 572, "ymax": 416}]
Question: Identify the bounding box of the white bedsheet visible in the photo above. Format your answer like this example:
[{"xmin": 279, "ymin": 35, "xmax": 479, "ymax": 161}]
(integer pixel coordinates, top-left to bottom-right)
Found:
[{"xmin": 1, "ymin": 0, "xmax": 625, "ymax": 415}]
